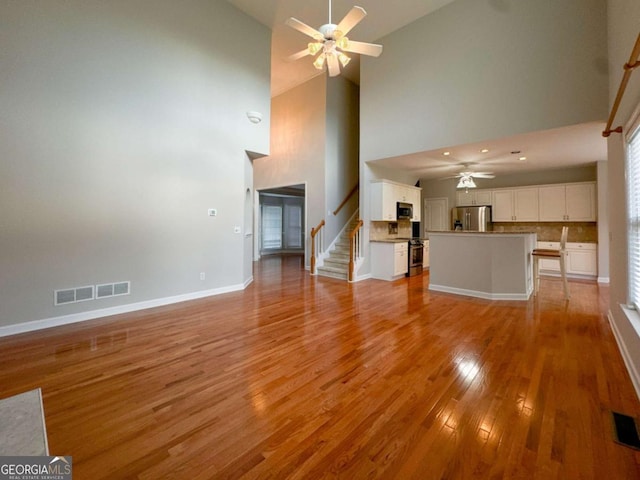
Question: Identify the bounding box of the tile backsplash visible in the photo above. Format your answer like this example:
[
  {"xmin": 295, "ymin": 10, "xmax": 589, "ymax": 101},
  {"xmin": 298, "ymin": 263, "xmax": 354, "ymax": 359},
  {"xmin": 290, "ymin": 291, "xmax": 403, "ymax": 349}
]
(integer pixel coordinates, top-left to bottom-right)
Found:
[
  {"xmin": 370, "ymin": 220, "xmax": 412, "ymax": 240},
  {"xmin": 492, "ymin": 222, "xmax": 597, "ymax": 242}
]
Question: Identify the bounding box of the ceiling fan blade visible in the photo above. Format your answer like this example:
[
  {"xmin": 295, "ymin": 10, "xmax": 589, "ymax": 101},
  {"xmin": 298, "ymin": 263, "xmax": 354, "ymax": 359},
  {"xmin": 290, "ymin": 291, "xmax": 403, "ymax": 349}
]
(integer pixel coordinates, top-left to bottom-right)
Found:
[
  {"xmin": 287, "ymin": 49, "xmax": 312, "ymax": 62},
  {"xmin": 327, "ymin": 53, "xmax": 340, "ymax": 77},
  {"xmin": 340, "ymin": 40, "xmax": 383, "ymax": 57},
  {"xmin": 285, "ymin": 17, "xmax": 324, "ymax": 41},
  {"xmin": 471, "ymin": 173, "xmax": 495, "ymax": 178},
  {"xmin": 336, "ymin": 6, "xmax": 366, "ymax": 37}
]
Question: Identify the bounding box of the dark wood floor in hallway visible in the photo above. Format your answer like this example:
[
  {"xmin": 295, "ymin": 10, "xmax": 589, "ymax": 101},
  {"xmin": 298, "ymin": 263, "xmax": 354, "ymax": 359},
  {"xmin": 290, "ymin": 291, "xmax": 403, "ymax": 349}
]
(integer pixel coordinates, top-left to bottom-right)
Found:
[{"xmin": 1, "ymin": 255, "xmax": 640, "ymax": 479}]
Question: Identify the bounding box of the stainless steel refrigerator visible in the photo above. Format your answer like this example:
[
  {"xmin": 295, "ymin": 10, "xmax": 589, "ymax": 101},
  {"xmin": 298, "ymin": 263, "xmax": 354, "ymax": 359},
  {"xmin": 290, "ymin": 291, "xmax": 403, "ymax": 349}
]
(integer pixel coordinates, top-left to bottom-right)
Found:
[{"xmin": 451, "ymin": 206, "xmax": 492, "ymax": 231}]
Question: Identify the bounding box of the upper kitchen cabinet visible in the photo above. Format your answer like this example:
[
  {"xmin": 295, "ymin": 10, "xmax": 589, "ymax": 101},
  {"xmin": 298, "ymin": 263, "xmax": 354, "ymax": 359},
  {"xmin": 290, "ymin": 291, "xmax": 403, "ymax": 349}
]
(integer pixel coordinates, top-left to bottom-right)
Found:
[
  {"xmin": 456, "ymin": 189, "xmax": 492, "ymax": 206},
  {"xmin": 370, "ymin": 181, "xmax": 396, "ymax": 221},
  {"xmin": 492, "ymin": 188, "xmax": 539, "ymax": 222},
  {"xmin": 538, "ymin": 182, "xmax": 596, "ymax": 222},
  {"xmin": 370, "ymin": 180, "xmax": 421, "ymax": 221}
]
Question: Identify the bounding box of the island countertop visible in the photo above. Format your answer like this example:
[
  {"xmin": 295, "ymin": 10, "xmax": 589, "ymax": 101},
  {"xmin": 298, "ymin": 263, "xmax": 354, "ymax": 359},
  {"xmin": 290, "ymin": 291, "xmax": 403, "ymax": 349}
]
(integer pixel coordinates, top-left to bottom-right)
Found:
[{"xmin": 427, "ymin": 231, "xmax": 537, "ymax": 236}]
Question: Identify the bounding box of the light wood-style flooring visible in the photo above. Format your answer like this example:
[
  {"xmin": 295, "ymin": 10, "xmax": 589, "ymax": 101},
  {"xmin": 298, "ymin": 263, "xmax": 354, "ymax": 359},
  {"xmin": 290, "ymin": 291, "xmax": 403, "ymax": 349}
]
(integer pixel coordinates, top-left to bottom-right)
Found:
[{"xmin": 1, "ymin": 256, "xmax": 640, "ymax": 479}]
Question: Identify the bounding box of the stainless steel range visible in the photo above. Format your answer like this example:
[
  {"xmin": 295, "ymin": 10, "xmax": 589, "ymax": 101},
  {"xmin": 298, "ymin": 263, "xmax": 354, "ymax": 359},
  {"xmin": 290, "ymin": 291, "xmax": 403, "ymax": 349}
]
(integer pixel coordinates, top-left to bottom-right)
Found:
[{"xmin": 407, "ymin": 238, "xmax": 424, "ymax": 276}]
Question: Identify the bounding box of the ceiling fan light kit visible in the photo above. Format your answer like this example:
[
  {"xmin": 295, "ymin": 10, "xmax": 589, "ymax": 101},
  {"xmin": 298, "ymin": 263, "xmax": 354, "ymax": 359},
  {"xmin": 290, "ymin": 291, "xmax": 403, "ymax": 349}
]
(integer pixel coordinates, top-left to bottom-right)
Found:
[{"xmin": 286, "ymin": 1, "xmax": 383, "ymax": 77}]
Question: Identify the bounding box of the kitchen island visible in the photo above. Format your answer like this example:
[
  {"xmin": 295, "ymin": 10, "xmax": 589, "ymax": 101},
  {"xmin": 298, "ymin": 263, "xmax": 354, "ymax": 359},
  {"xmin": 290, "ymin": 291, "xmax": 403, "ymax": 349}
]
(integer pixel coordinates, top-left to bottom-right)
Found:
[{"xmin": 428, "ymin": 231, "xmax": 536, "ymax": 300}]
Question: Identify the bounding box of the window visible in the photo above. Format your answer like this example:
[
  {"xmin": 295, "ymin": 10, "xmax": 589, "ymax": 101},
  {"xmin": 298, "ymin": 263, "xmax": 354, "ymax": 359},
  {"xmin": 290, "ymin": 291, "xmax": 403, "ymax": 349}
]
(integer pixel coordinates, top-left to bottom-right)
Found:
[
  {"xmin": 628, "ymin": 125, "xmax": 640, "ymax": 309},
  {"xmin": 262, "ymin": 205, "xmax": 282, "ymax": 250}
]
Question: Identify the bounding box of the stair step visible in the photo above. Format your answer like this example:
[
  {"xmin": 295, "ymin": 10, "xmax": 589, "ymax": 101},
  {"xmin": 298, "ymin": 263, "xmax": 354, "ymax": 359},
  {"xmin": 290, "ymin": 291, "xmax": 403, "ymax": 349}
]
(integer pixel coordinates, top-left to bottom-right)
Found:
[
  {"xmin": 317, "ymin": 266, "xmax": 348, "ymax": 280},
  {"xmin": 324, "ymin": 258, "xmax": 349, "ymax": 268}
]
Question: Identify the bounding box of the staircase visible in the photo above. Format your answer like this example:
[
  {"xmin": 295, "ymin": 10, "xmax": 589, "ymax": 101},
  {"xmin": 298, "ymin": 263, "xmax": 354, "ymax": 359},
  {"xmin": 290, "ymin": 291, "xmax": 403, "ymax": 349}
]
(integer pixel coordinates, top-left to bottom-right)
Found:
[{"xmin": 316, "ymin": 218, "xmax": 361, "ymax": 281}]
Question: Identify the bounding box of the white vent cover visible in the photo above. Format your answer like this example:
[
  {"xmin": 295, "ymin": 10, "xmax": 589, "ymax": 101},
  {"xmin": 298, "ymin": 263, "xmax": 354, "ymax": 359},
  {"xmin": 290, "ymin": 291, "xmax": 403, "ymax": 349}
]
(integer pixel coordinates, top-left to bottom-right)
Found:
[
  {"xmin": 54, "ymin": 285, "xmax": 95, "ymax": 306},
  {"xmin": 96, "ymin": 281, "xmax": 130, "ymax": 299},
  {"xmin": 55, "ymin": 281, "xmax": 129, "ymax": 306}
]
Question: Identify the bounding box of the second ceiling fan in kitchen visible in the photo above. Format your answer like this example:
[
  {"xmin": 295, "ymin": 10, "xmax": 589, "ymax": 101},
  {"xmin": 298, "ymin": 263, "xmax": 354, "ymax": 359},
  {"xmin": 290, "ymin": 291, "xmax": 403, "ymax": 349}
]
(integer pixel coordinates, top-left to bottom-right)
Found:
[
  {"xmin": 286, "ymin": 0, "xmax": 383, "ymax": 77},
  {"xmin": 442, "ymin": 165, "xmax": 495, "ymax": 190}
]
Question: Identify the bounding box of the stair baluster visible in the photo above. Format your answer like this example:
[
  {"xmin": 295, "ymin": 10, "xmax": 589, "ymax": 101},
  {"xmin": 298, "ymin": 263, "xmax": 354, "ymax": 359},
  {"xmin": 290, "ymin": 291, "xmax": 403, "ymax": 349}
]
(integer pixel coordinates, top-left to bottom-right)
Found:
[{"xmin": 310, "ymin": 220, "xmax": 325, "ymax": 275}]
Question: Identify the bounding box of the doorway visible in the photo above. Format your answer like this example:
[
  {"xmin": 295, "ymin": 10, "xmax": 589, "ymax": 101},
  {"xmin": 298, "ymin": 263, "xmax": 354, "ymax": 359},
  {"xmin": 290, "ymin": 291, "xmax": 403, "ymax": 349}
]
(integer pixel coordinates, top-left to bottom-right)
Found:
[
  {"xmin": 257, "ymin": 184, "xmax": 306, "ymax": 257},
  {"xmin": 424, "ymin": 197, "xmax": 449, "ymax": 234}
]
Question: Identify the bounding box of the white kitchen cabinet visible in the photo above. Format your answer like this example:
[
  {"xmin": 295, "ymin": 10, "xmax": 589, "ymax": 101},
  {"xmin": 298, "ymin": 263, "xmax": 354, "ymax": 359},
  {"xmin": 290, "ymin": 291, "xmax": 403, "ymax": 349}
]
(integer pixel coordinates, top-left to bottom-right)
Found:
[
  {"xmin": 370, "ymin": 182, "xmax": 396, "ymax": 221},
  {"xmin": 370, "ymin": 180, "xmax": 422, "ymax": 222},
  {"xmin": 492, "ymin": 188, "xmax": 538, "ymax": 222},
  {"xmin": 394, "ymin": 242, "xmax": 408, "ymax": 276},
  {"xmin": 538, "ymin": 183, "xmax": 596, "ymax": 222},
  {"xmin": 536, "ymin": 241, "xmax": 597, "ymax": 277},
  {"xmin": 371, "ymin": 241, "xmax": 408, "ymax": 280},
  {"xmin": 492, "ymin": 190, "xmax": 514, "ymax": 221},
  {"xmin": 456, "ymin": 189, "xmax": 492, "ymax": 206},
  {"xmin": 565, "ymin": 184, "xmax": 596, "ymax": 221}
]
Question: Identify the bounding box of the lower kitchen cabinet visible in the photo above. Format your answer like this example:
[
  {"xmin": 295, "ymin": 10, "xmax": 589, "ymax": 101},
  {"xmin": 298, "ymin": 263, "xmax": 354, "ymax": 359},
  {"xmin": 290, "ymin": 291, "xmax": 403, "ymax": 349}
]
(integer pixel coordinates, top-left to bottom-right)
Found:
[
  {"xmin": 536, "ymin": 242, "xmax": 597, "ymax": 277},
  {"xmin": 371, "ymin": 242, "xmax": 408, "ymax": 281}
]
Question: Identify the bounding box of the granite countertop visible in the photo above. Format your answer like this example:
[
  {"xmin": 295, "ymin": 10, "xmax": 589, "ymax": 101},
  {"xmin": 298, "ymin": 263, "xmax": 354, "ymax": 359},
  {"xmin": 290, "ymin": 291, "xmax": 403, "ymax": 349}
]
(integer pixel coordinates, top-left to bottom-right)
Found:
[
  {"xmin": 371, "ymin": 237, "xmax": 429, "ymax": 243},
  {"xmin": 428, "ymin": 231, "xmax": 537, "ymax": 235}
]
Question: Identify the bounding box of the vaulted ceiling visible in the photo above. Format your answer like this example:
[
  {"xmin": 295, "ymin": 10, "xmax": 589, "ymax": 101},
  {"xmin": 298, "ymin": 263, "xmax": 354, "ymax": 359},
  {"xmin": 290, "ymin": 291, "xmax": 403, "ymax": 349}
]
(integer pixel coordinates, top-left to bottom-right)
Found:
[{"xmin": 227, "ymin": 0, "xmax": 607, "ymax": 178}]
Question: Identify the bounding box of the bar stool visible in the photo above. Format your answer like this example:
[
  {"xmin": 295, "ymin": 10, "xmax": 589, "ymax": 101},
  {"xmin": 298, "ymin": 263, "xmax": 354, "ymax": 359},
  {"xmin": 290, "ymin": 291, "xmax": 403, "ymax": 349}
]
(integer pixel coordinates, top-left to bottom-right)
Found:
[{"xmin": 532, "ymin": 226, "xmax": 569, "ymax": 299}]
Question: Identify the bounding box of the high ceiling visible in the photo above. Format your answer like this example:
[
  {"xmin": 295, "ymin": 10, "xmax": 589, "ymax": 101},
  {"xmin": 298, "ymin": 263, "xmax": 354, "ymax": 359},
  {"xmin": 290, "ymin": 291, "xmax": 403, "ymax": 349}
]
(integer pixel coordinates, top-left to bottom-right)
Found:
[
  {"xmin": 226, "ymin": 0, "xmax": 608, "ymax": 177},
  {"xmin": 227, "ymin": 0, "xmax": 456, "ymax": 96}
]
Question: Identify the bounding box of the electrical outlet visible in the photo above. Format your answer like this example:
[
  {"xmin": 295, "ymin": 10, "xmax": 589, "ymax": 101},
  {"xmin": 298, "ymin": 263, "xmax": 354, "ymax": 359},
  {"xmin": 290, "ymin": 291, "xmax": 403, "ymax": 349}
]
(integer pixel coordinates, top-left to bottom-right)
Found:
[
  {"xmin": 208, "ymin": 208, "xmax": 217, "ymax": 217},
  {"xmin": 200, "ymin": 272, "xmax": 205, "ymax": 280}
]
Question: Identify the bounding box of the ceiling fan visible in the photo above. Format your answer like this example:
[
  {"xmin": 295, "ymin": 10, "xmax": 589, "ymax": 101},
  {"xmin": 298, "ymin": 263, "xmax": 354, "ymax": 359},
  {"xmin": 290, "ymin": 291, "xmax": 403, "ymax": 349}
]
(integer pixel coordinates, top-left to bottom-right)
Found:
[
  {"xmin": 441, "ymin": 165, "xmax": 495, "ymax": 190},
  {"xmin": 285, "ymin": 0, "xmax": 383, "ymax": 77}
]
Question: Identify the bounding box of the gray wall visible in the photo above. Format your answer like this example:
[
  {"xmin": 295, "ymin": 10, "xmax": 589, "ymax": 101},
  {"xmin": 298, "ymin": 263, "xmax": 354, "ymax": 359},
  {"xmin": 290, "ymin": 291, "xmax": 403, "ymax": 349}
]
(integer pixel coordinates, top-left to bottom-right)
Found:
[
  {"xmin": 254, "ymin": 75, "xmax": 360, "ymax": 267},
  {"xmin": 360, "ymin": 0, "xmax": 608, "ymax": 162},
  {"xmin": 325, "ymin": 78, "xmax": 360, "ymax": 243},
  {"xmin": 358, "ymin": 0, "xmax": 608, "ymax": 279},
  {"xmin": 254, "ymin": 75, "xmax": 326, "ymax": 267},
  {"xmin": 606, "ymin": 0, "xmax": 640, "ymax": 394},
  {"xmin": 0, "ymin": 0, "xmax": 271, "ymax": 329}
]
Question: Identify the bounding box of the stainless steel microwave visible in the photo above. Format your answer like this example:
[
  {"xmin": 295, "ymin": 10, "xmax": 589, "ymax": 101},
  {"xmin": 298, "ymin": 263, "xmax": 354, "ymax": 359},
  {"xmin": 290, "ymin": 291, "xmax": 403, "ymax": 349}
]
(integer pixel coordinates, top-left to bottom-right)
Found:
[{"xmin": 397, "ymin": 202, "xmax": 413, "ymax": 220}]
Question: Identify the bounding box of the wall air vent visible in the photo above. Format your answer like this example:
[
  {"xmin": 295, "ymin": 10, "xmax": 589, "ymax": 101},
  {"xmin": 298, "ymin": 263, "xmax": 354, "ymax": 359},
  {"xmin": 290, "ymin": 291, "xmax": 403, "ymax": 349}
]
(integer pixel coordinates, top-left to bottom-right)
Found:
[
  {"xmin": 96, "ymin": 281, "xmax": 130, "ymax": 299},
  {"xmin": 54, "ymin": 285, "xmax": 95, "ymax": 306}
]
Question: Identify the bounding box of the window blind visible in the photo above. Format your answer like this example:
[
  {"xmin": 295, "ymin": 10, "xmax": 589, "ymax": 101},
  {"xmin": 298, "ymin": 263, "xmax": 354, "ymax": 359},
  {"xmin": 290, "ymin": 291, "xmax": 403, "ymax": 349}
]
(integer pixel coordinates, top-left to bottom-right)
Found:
[{"xmin": 628, "ymin": 126, "xmax": 640, "ymax": 310}]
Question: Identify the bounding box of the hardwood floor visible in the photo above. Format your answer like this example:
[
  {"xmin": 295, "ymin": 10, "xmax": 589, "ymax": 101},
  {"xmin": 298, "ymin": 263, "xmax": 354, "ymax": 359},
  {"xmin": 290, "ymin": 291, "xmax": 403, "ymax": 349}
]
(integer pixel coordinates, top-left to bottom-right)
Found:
[{"xmin": 1, "ymin": 256, "xmax": 640, "ymax": 479}]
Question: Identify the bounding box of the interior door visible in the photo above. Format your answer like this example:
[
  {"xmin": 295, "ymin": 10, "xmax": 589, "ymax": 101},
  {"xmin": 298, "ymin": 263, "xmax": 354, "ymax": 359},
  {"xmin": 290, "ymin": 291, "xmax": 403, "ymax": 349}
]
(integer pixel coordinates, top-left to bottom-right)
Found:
[{"xmin": 424, "ymin": 198, "xmax": 449, "ymax": 233}]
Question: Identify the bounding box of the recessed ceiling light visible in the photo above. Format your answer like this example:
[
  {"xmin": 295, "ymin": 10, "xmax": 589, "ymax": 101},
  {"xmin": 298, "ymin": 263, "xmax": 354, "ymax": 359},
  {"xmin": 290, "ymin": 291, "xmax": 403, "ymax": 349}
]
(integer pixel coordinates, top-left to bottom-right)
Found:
[
  {"xmin": 481, "ymin": 148, "xmax": 489, "ymax": 153},
  {"xmin": 519, "ymin": 156, "xmax": 527, "ymax": 161},
  {"xmin": 443, "ymin": 151, "xmax": 450, "ymax": 156}
]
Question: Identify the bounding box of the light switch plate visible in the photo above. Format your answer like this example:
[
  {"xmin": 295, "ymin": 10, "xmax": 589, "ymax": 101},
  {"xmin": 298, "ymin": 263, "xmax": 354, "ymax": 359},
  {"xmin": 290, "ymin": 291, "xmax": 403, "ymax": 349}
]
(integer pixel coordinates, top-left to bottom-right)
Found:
[{"xmin": 234, "ymin": 226, "xmax": 241, "ymax": 234}]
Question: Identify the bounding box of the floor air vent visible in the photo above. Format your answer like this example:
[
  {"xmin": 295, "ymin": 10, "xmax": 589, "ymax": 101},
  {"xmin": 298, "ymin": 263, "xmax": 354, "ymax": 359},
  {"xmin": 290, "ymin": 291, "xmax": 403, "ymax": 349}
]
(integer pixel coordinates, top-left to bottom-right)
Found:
[{"xmin": 612, "ymin": 412, "xmax": 640, "ymax": 449}]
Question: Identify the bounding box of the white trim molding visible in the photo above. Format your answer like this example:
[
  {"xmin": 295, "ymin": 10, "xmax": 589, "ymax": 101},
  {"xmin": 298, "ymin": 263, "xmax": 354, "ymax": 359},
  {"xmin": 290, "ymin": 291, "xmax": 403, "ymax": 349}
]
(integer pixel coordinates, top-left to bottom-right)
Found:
[
  {"xmin": 428, "ymin": 284, "xmax": 531, "ymax": 301},
  {"xmin": 608, "ymin": 307, "xmax": 640, "ymax": 401},
  {"xmin": 597, "ymin": 276, "xmax": 611, "ymax": 284},
  {"xmin": 0, "ymin": 283, "xmax": 249, "ymax": 338}
]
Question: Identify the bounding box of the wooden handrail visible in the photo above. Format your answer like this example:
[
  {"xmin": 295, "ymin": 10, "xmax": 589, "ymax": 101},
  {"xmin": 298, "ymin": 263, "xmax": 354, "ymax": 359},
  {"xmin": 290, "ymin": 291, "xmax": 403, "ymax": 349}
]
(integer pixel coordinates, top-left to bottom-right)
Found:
[
  {"xmin": 333, "ymin": 182, "xmax": 359, "ymax": 216},
  {"xmin": 603, "ymin": 32, "xmax": 640, "ymax": 137},
  {"xmin": 310, "ymin": 219, "xmax": 325, "ymax": 275},
  {"xmin": 348, "ymin": 219, "xmax": 364, "ymax": 282}
]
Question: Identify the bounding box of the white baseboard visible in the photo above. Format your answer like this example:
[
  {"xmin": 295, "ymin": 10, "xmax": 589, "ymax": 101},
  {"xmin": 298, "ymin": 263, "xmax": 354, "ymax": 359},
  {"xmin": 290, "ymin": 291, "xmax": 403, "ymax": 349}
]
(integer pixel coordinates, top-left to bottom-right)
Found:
[
  {"xmin": 429, "ymin": 284, "xmax": 531, "ymax": 301},
  {"xmin": 607, "ymin": 308, "xmax": 640, "ymax": 402},
  {"xmin": 597, "ymin": 276, "xmax": 610, "ymax": 284},
  {"xmin": 0, "ymin": 283, "xmax": 248, "ymax": 338}
]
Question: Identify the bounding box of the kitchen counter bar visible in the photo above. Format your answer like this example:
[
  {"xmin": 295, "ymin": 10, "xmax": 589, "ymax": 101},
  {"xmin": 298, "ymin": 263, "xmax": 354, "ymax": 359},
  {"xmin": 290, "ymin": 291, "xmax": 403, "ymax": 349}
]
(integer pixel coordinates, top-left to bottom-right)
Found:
[{"xmin": 428, "ymin": 231, "xmax": 536, "ymax": 300}]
